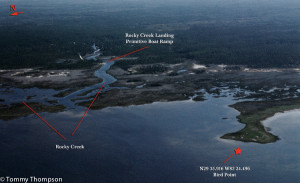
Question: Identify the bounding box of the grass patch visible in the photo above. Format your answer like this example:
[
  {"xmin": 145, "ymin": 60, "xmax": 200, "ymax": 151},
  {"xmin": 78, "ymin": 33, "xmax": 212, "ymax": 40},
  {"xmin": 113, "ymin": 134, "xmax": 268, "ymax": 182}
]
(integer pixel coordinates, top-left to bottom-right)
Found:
[
  {"xmin": 222, "ymin": 98, "xmax": 300, "ymax": 143},
  {"xmin": 0, "ymin": 102, "xmax": 65, "ymax": 120}
]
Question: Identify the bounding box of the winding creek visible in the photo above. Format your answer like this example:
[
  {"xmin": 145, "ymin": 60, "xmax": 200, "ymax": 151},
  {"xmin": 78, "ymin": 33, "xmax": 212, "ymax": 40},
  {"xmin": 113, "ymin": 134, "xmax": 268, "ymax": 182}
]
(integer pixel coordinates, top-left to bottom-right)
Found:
[
  {"xmin": 60, "ymin": 61, "xmax": 117, "ymax": 108},
  {"xmin": 0, "ymin": 61, "xmax": 117, "ymax": 108},
  {"xmin": 0, "ymin": 62, "xmax": 300, "ymax": 182}
]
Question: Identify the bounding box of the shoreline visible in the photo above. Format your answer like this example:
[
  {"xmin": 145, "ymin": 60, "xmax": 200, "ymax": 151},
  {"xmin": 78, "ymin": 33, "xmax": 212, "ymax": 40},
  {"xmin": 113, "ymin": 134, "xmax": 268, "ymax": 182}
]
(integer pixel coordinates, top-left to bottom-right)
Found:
[
  {"xmin": 262, "ymin": 108, "xmax": 300, "ymax": 133},
  {"xmin": 221, "ymin": 98, "xmax": 300, "ymax": 143},
  {"xmin": 3, "ymin": 61, "xmax": 300, "ymax": 144}
]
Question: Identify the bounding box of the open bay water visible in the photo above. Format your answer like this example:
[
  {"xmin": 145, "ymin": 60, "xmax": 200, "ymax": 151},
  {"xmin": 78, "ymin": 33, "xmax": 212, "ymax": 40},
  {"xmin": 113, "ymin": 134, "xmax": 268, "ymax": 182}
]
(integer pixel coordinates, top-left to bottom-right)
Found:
[{"xmin": 1, "ymin": 94, "xmax": 300, "ymax": 182}]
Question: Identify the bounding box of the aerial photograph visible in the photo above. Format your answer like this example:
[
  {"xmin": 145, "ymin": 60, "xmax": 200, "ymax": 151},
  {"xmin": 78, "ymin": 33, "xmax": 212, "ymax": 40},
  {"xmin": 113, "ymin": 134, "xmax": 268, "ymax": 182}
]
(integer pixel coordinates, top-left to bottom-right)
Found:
[{"xmin": 0, "ymin": 0, "xmax": 300, "ymax": 182}]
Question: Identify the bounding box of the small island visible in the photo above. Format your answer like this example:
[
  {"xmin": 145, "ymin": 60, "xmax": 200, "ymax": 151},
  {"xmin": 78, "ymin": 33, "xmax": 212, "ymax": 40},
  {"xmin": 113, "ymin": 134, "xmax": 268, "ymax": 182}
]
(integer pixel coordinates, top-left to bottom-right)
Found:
[
  {"xmin": 0, "ymin": 102, "xmax": 65, "ymax": 121},
  {"xmin": 221, "ymin": 98, "xmax": 300, "ymax": 143}
]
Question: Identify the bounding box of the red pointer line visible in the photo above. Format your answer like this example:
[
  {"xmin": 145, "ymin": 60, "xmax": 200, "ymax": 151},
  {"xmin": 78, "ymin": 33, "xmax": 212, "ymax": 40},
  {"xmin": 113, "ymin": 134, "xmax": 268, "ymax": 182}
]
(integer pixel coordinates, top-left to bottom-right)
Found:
[
  {"xmin": 22, "ymin": 101, "xmax": 66, "ymax": 140},
  {"xmin": 10, "ymin": 12, "xmax": 23, "ymax": 16},
  {"xmin": 72, "ymin": 82, "xmax": 105, "ymax": 135},
  {"xmin": 223, "ymin": 154, "xmax": 233, "ymax": 164},
  {"xmin": 107, "ymin": 46, "xmax": 149, "ymax": 62}
]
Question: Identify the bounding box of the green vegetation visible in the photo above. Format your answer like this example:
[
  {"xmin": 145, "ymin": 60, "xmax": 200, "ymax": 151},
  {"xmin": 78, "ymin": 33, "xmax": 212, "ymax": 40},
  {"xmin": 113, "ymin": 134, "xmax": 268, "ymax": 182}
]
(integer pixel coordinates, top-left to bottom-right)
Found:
[
  {"xmin": 136, "ymin": 64, "xmax": 168, "ymax": 74},
  {"xmin": 77, "ymin": 88, "xmax": 193, "ymax": 110},
  {"xmin": 222, "ymin": 98, "xmax": 300, "ymax": 143},
  {"xmin": 1, "ymin": 1, "xmax": 300, "ymax": 69},
  {"xmin": 114, "ymin": 54, "xmax": 182, "ymax": 71},
  {"xmin": 77, "ymin": 89, "xmax": 96, "ymax": 97},
  {"xmin": 53, "ymin": 89, "xmax": 74, "ymax": 98},
  {"xmin": 0, "ymin": 103, "xmax": 65, "ymax": 120}
]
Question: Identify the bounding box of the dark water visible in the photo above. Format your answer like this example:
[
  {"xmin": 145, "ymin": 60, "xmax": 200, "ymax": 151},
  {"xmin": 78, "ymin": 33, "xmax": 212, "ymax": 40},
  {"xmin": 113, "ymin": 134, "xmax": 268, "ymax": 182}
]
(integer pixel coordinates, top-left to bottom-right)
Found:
[
  {"xmin": 1, "ymin": 93, "xmax": 299, "ymax": 182},
  {"xmin": 60, "ymin": 61, "xmax": 116, "ymax": 108},
  {"xmin": 0, "ymin": 61, "xmax": 117, "ymax": 108}
]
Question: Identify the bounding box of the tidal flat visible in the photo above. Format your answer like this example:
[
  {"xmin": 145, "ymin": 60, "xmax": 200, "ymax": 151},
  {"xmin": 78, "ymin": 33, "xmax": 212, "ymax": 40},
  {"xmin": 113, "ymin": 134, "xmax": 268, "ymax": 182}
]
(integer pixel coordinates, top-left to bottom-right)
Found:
[{"xmin": 2, "ymin": 61, "xmax": 300, "ymax": 144}]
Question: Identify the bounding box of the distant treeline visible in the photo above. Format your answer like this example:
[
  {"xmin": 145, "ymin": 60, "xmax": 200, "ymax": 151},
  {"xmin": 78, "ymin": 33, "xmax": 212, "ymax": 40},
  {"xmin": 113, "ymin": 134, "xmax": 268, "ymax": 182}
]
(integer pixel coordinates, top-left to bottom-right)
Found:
[{"xmin": 1, "ymin": 1, "xmax": 300, "ymax": 69}]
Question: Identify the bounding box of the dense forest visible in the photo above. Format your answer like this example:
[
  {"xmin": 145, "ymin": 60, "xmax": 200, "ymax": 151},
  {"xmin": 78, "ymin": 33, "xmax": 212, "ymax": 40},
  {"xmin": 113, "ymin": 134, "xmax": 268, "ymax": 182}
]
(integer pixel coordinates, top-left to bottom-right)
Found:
[{"xmin": 0, "ymin": 0, "xmax": 299, "ymax": 69}]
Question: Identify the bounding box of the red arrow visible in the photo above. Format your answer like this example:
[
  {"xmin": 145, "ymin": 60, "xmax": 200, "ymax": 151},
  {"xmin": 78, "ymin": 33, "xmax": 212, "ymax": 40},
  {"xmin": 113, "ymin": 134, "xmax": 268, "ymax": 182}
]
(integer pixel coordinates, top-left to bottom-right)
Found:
[
  {"xmin": 72, "ymin": 82, "xmax": 106, "ymax": 136},
  {"xmin": 10, "ymin": 12, "xmax": 23, "ymax": 16},
  {"xmin": 22, "ymin": 101, "xmax": 66, "ymax": 140}
]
